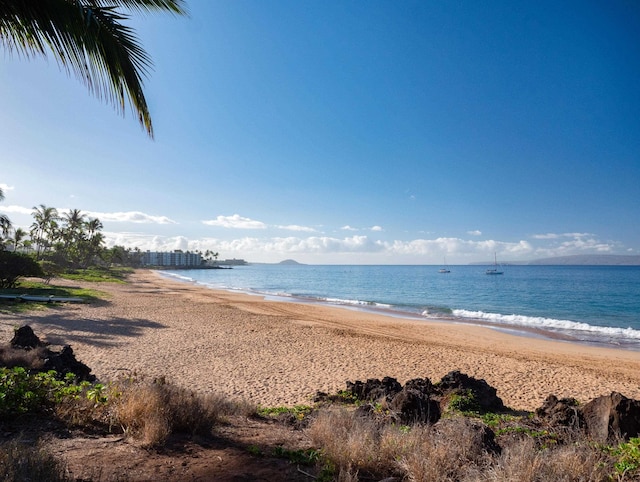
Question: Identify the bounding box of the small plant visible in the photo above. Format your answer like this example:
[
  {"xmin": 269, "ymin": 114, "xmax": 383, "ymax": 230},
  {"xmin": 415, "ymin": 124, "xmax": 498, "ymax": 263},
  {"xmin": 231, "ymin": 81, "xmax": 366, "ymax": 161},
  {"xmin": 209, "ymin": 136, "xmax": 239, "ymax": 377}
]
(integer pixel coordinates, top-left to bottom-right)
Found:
[
  {"xmin": 607, "ymin": 437, "xmax": 640, "ymax": 480},
  {"xmin": 258, "ymin": 404, "xmax": 313, "ymax": 420},
  {"xmin": 481, "ymin": 412, "xmax": 519, "ymax": 427},
  {"xmin": 86, "ymin": 383, "xmax": 109, "ymax": 405},
  {"xmin": 273, "ymin": 446, "xmax": 321, "ymax": 465},
  {"xmin": 247, "ymin": 445, "xmax": 262, "ymax": 456},
  {"xmin": 447, "ymin": 389, "xmax": 480, "ymax": 413}
]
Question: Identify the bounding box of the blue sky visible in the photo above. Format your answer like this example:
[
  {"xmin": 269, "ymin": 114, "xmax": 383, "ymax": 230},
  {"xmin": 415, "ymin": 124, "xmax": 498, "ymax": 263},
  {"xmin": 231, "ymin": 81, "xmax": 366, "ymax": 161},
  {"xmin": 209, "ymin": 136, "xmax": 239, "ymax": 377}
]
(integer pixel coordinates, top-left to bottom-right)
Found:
[{"xmin": 1, "ymin": 0, "xmax": 639, "ymax": 264}]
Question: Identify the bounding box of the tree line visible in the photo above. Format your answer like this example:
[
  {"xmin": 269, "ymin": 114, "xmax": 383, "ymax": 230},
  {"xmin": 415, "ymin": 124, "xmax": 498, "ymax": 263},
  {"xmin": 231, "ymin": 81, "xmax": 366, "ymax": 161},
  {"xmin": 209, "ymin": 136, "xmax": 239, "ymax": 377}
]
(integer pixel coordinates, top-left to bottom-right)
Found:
[{"xmin": 0, "ymin": 187, "xmax": 143, "ymax": 287}]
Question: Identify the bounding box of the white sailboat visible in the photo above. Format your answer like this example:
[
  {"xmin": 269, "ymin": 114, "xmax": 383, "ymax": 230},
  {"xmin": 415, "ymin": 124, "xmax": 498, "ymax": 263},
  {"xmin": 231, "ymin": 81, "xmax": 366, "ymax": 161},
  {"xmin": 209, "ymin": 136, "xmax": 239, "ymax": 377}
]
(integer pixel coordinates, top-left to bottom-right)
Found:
[
  {"xmin": 486, "ymin": 252, "xmax": 503, "ymax": 275},
  {"xmin": 438, "ymin": 257, "xmax": 450, "ymax": 273}
]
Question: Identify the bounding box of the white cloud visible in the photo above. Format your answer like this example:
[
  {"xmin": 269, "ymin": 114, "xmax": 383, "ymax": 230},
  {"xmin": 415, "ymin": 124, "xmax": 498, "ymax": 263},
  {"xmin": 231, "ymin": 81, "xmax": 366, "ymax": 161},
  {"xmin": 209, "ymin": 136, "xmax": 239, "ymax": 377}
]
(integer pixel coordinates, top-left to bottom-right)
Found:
[
  {"xmin": 0, "ymin": 205, "xmax": 32, "ymax": 215},
  {"xmin": 202, "ymin": 214, "xmax": 267, "ymax": 229},
  {"xmin": 340, "ymin": 225, "xmax": 358, "ymax": 231},
  {"xmin": 467, "ymin": 230, "xmax": 482, "ymax": 236},
  {"xmin": 532, "ymin": 232, "xmax": 592, "ymax": 240},
  {"xmin": 370, "ymin": 225, "xmax": 383, "ymax": 232},
  {"xmin": 86, "ymin": 210, "xmax": 177, "ymax": 224},
  {"xmin": 275, "ymin": 224, "xmax": 317, "ymax": 233},
  {"xmin": 101, "ymin": 228, "xmax": 623, "ymax": 265},
  {"xmin": 0, "ymin": 184, "xmax": 15, "ymax": 192}
]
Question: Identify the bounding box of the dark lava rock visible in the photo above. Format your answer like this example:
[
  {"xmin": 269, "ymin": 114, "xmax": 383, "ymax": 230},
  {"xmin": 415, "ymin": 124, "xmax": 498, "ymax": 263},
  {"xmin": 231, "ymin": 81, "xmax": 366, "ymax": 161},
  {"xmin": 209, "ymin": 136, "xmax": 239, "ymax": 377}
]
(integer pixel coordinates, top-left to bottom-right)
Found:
[
  {"xmin": 43, "ymin": 345, "xmax": 95, "ymax": 382},
  {"xmin": 6, "ymin": 326, "xmax": 95, "ymax": 382},
  {"xmin": 580, "ymin": 392, "xmax": 640, "ymax": 443},
  {"xmin": 346, "ymin": 376, "xmax": 402, "ymax": 402},
  {"xmin": 437, "ymin": 370, "xmax": 506, "ymax": 413},
  {"xmin": 10, "ymin": 325, "xmax": 45, "ymax": 349},
  {"xmin": 388, "ymin": 387, "xmax": 440, "ymax": 424},
  {"xmin": 536, "ymin": 395, "xmax": 582, "ymax": 428}
]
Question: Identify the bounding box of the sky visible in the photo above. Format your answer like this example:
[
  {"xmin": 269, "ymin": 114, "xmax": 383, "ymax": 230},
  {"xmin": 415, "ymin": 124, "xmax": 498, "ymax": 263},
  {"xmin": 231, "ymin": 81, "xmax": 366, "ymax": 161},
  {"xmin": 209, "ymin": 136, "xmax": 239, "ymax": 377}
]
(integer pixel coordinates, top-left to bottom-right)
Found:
[{"xmin": 1, "ymin": 0, "xmax": 639, "ymax": 264}]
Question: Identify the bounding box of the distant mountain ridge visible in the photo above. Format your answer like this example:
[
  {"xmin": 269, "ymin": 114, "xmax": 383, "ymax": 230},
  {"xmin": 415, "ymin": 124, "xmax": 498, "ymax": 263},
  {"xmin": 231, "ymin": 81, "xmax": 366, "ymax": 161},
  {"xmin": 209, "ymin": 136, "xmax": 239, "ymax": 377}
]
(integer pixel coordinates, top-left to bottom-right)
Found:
[
  {"xmin": 527, "ymin": 254, "xmax": 640, "ymax": 266},
  {"xmin": 469, "ymin": 254, "xmax": 640, "ymax": 266}
]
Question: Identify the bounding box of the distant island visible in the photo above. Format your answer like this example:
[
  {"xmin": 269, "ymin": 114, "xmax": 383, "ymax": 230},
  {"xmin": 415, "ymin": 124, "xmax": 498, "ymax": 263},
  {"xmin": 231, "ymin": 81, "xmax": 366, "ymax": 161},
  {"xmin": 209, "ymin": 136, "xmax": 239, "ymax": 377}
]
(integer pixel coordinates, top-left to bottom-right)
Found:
[
  {"xmin": 471, "ymin": 254, "xmax": 640, "ymax": 266},
  {"xmin": 278, "ymin": 259, "xmax": 304, "ymax": 265}
]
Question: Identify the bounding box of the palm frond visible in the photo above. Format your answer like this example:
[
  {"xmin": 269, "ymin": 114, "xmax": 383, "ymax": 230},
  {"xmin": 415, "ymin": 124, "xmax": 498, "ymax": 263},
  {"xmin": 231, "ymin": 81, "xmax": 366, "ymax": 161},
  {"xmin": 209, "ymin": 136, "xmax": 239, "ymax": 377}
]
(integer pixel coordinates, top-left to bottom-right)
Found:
[
  {"xmin": 90, "ymin": 0, "xmax": 187, "ymax": 15},
  {"xmin": 0, "ymin": 0, "xmax": 187, "ymax": 137}
]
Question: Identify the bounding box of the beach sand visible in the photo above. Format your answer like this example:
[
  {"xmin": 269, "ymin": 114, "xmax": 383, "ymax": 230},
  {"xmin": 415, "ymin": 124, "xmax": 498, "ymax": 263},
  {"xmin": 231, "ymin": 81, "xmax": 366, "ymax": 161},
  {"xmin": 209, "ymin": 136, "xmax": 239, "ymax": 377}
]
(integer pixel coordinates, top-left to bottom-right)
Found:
[{"xmin": 1, "ymin": 270, "xmax": 639, "ymax": 412}]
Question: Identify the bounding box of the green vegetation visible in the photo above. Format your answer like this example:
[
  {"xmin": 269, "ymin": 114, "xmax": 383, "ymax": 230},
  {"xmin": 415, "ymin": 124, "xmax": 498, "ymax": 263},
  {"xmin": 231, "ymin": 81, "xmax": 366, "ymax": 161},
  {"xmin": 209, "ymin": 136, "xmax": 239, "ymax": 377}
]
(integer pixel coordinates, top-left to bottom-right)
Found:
[
  {"xmin": 0, "ymin": 368, "xmax": 98, "ymax": 417},
  {"xmin": 0, "ymin": 373, "xmax": 635, "ymax": 481},
  {"xmin": 273, "ymin": 446, "xmax": 321, "ymax": 465},
  {"xmin": 0, "ymin": 194, "xmax": 146, "ymax": 289},
  {"xmin": 257, "ymin": 404, "xmax": 313, "ymax": 421},
  {"xmin": 607, "ymin": 437, "xmax": 640, "ymax": 480},
  {"xmin": 0, "ymin": 251, "xmax": 43, "ymax": 289},
  {"xmin": 60, "ymin": 266, "xmax": 133, "ymax": 283},
  {"xmin": 447, "ymin": 389, "xmax": 481, "ymax": 413}
]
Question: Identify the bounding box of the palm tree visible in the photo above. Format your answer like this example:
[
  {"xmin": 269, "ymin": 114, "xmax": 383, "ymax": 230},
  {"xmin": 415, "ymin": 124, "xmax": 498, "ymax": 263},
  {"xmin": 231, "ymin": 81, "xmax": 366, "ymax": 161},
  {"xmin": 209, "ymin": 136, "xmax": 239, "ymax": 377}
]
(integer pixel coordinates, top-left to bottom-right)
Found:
[
  {"xmin": 30, "ymin": 204, "xmax": 59, "ymax": 259},
  {"xmin": 0, "ymin": 0, "xmax": 187, "ymax": 137},
  {"xmin": 11, "ymin": 227, "xmax": 27, "ymax": 252},
  {"xmin": 0, "ymin": 187, "xmax": 11, "ymax": 249}
]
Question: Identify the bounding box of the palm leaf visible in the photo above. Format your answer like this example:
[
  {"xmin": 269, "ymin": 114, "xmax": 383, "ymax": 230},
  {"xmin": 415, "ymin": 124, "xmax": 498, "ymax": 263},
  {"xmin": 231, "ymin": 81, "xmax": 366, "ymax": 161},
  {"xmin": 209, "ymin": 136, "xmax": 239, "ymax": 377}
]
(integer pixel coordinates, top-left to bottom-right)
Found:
[{"xmin": 0, "ymin": 0, "xmax": 186, "ymax": 137}]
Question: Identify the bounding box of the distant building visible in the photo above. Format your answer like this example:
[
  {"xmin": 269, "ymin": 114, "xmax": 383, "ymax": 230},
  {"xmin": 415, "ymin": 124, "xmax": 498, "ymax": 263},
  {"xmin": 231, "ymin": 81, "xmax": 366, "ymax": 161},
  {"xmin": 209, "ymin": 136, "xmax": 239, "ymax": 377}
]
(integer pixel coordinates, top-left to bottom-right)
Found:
[{"xmin": 140, "ymin": 250, "xmax": 203, "ymax": 268}]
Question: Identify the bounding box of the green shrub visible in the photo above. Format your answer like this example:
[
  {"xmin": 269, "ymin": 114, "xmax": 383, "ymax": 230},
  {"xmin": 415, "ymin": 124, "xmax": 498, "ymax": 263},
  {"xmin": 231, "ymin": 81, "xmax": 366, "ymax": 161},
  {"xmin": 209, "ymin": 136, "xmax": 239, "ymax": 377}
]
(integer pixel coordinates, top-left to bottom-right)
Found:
[
  {"xmin": 448, "ymin": 389, "xmax": 481, "ymax": 413},
  {"xmin": 607, "ymin": 437, "xmax": 640, "ymax": 480},
  {"xmin": 0, "ymin": 252, "xmax": 43, "ymax": 289}
]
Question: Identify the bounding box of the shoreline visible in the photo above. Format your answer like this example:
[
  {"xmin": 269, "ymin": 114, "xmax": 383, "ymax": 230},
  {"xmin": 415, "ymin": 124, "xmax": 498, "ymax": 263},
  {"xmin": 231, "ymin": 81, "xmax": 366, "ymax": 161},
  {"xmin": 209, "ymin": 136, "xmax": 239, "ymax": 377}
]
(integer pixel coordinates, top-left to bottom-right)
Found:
[
  {"xmin": 159, "ymin": 270, "xmax": 640, "ymax": 352},
  {"xmin": 1, "ymin": 270, "xmax": 640, "ymax": 411}
]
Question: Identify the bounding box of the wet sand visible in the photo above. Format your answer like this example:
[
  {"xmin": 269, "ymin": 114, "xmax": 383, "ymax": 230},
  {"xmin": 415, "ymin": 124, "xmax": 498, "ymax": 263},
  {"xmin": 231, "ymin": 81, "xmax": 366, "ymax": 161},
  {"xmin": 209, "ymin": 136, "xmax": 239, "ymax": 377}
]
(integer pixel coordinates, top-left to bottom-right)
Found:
[{"xmin": 1, "ymin": 270, "xmax": 639, "ymax": 411}]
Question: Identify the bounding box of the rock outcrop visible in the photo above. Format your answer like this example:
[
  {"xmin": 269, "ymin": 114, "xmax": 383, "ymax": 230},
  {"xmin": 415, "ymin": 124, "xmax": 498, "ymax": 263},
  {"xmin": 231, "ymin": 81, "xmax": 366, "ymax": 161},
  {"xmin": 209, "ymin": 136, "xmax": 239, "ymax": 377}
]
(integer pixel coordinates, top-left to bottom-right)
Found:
[
  {"xmin": 10, "ymin": 325, "xmax": 45, "ymax": 349},
  {"xmin": 343, "ymin": 371, "xmax": 508, "ymax": 425},
  {"xmin": 3, "ymin": 325, "xmax": 95, "ymax": 382},
  {"xmin": 535, "ymin": 391, "xmax": 640, "ymax": 442},
  {"xmin": 580, "ymin": 392, "xmax": 640, "ymax": 443}
]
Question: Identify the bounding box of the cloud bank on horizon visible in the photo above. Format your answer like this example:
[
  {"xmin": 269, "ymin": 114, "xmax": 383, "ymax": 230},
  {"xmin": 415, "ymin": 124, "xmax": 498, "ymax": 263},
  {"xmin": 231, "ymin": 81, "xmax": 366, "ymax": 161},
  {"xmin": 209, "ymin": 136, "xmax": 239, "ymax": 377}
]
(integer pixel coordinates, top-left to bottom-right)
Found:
[{"xmin": 0, "ymin": 203, "xmax": 624, "ymax": 264}]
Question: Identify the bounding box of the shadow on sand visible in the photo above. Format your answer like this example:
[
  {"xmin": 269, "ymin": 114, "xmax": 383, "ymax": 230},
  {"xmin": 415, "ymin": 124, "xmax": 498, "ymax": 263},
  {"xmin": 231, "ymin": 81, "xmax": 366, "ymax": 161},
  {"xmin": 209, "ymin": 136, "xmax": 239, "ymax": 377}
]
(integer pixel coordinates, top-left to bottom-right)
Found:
[{"xmin": 25, "ymin": 312, "xmax": 167, "ymax": 349}]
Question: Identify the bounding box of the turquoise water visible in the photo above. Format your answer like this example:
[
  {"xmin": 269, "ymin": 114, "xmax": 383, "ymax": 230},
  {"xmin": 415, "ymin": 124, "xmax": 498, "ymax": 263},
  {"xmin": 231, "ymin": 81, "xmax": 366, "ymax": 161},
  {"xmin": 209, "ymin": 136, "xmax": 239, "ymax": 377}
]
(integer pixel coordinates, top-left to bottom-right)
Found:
[{"xmin": 161, "ymin": 265, "xmax": 640, "ymax": 350}]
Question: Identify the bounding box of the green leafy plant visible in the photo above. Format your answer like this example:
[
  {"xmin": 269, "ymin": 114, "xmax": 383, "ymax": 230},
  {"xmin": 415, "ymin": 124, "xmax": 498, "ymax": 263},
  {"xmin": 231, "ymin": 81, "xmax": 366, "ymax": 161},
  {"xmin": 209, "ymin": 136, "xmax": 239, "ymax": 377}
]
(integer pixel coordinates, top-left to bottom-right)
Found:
[
  {"xmin": 448, "ymin": 389, "xmax": 480, "ymax": 413},
  {"xmin": 607, "ymin": 437, "xmax": 640, "ymax": 480},
  {"xmin": 481, "ymin": 412, "xmax": 519, "ymax": 427}
]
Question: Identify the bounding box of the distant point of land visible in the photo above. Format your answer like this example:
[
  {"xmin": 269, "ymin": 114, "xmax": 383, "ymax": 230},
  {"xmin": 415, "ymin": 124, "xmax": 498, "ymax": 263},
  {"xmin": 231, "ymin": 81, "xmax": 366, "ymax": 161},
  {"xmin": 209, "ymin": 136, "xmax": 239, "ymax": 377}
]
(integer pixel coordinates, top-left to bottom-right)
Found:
[
  {"xmin": 526, "ymin": 254, "xmax": 640, "ymax": 266},
  {"xmin": 278, "ymin": 259, "xmax": 303, "ymax": 265},
  {"xmin": 470, "ymin": 254, "xmax": 640, "ymax": 266}
]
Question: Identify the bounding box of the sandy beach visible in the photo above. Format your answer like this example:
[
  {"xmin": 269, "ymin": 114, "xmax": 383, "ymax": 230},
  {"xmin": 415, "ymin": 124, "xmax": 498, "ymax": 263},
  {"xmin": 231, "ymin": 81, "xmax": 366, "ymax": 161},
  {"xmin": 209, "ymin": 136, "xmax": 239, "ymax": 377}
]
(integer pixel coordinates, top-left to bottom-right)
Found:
[{"xmin": 1, "ymin": 270, "xmax": 639, "ymax": 412}]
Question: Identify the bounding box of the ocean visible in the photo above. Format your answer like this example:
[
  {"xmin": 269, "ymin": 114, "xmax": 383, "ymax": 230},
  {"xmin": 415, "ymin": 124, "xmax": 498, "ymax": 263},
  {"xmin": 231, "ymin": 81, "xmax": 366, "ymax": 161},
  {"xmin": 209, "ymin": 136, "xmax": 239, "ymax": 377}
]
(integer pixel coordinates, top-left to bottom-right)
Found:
[{"xmin": 160, "ymin": 264, "xmax": 640, "ymax": 351}]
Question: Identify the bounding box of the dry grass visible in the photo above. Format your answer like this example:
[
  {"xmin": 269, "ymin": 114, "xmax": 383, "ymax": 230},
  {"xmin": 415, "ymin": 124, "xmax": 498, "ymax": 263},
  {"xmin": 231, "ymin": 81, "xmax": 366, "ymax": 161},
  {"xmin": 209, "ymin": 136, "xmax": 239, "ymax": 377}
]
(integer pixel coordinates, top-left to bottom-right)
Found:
[
  {"xmin": 0, "ymin": 439, "xmax": 67, "ymax": 482},
  {"xmin": 481, "ymin": 437, "xmax": 610, "ymax": 482},
  {"xmin": 0, "ymin": 345, "xmax": 47, "ymax": 370},
  {"xmin": 52, "ymin": 375, "xmax": 256, "ymax": 447},
  {"xmin": 306, "ymin": 407, "xmax": 618, "ymax": 481},
  {"xmin": 113, "ymin": 377, "xmax": 255, "ymax": 447}
]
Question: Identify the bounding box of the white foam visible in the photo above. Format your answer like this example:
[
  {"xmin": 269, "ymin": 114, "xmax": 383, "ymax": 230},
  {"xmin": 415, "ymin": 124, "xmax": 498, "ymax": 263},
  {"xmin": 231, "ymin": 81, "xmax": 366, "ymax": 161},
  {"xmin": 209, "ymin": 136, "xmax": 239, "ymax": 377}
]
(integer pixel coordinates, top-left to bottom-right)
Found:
[
  {"xmin": 450, "ymin": 309, "xmax": 640, "ymax": 340},
  {"xmin": 324, "ymin": 297, "xmax": 392, "ymax": 308}
]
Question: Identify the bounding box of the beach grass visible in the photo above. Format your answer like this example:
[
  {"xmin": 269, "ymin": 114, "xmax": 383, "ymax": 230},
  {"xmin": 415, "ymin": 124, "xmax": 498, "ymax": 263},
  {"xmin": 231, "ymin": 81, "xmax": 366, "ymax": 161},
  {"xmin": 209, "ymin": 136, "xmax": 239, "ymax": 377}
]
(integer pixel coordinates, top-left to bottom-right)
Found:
[{"xmin": 59, "ymin": 267, "xmax": 133, "ymax": 283}]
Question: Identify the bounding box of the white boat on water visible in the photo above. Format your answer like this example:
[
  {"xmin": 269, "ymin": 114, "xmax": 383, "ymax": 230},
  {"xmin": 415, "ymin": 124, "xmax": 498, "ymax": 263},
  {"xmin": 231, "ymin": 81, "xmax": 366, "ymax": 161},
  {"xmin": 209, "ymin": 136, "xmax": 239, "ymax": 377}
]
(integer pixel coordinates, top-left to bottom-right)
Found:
[
  {"xmin": 486, "ymin": 253, "xmax": 503, "ymax": 275},
  {"xmin": 438, "ymin": 257, "xmax": 450, "ymax": 273}
]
